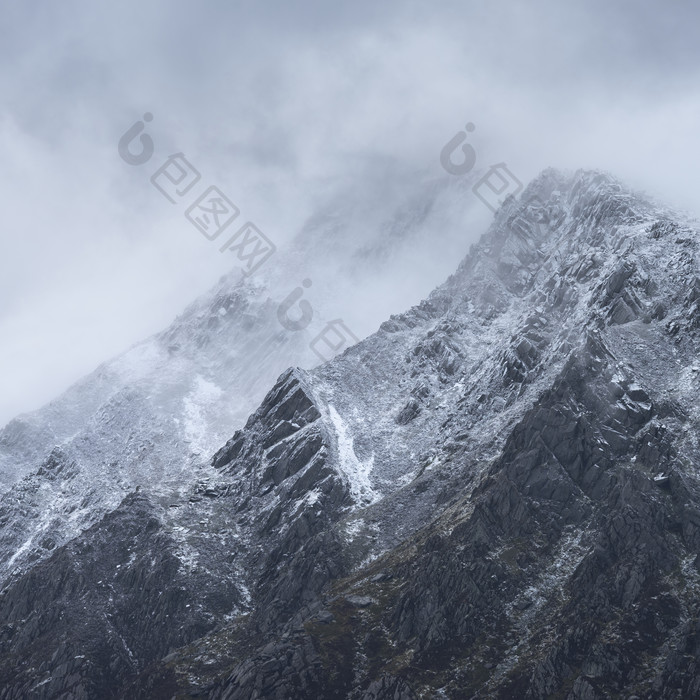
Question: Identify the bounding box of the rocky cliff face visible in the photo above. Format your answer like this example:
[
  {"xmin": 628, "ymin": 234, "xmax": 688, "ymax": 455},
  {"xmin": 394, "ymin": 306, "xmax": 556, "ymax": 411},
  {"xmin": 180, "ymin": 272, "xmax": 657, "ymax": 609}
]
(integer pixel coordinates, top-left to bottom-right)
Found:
[{"xmin": 2, "ymin": 169, "xmax": 700, "ymax": 698}]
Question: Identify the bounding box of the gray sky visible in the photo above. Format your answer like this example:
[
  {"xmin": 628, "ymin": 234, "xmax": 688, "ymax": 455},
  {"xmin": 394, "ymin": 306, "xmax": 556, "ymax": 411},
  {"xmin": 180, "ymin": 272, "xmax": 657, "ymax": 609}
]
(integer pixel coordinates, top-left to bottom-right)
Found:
[{"xmin": 2, "ymin": 0, "xmax": 700, "ymax": 427}]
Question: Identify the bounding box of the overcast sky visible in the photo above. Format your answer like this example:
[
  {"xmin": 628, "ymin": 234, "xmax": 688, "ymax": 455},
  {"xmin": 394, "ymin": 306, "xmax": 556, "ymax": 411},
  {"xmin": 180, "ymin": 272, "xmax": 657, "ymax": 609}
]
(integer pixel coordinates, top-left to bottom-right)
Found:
[{"xmin": 1, "ymin": 0, "xmax": 700, "ymax": 427}]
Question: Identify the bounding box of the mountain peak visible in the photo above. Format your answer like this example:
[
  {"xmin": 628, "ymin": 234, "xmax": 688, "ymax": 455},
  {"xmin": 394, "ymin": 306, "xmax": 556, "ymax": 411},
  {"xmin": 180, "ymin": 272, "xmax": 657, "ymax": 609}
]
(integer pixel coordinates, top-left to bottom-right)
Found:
[{"xmin": 2, "ymin": 168, "xmax": 700, "ymax": 697}]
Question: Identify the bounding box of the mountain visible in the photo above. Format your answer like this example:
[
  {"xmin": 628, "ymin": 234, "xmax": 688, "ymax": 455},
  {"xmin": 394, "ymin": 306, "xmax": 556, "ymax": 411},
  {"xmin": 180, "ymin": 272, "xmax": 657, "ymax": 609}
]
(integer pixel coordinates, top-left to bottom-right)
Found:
[
  {"xmin": 0, "ymin": 166, "xmax": 477, "ymax": 588},
  {"xmin": 2, "ymin": 168, "xmax": 700, "ymax": 698}
]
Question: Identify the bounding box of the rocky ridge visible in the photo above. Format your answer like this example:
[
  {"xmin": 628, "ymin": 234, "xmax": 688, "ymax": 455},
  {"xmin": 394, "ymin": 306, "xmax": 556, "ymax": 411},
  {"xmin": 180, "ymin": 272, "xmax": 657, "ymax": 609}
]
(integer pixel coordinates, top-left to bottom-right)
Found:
[{"xmin": 2, "ymin": 169, "xmax": 700, "ymax": 698}]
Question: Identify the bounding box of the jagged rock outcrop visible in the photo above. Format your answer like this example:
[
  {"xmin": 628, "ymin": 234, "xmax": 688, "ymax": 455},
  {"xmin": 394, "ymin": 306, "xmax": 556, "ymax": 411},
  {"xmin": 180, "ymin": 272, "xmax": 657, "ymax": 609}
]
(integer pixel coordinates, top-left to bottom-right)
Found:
[{"xmin": 0, "ymin": 491, "xmax": 244, "ymax": 699}]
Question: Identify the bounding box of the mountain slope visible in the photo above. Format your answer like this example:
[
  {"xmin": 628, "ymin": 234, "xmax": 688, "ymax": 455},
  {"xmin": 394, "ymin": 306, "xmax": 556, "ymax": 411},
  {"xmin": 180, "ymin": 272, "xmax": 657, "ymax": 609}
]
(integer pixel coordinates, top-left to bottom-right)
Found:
[
  {"xmin": 0, "ymin": 169, "xmax": 478, "ymax": 589},
  {"xmin": 2, "ymin": 168, "xmax": 700, "ymax": 698}
]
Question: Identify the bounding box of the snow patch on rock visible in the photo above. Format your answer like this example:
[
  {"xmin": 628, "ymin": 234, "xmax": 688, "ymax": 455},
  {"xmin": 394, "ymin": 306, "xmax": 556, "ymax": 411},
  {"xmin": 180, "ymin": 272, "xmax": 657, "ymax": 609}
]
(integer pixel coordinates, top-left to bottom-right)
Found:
[
  {"xmin": 328, "ymin": 405, "xmax": 379, "ymax": 506},
  {"xmin": 183, "ymin": 377, "xmax": 224, "ymax": 456}
]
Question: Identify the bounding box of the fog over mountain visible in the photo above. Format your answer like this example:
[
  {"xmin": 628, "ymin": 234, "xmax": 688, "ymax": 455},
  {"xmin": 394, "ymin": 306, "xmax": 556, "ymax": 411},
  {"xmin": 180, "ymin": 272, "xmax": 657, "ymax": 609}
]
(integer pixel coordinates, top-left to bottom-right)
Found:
[
  {"xmin": 2, "ymin": 0, "xmax": 700, "ymax": 426},
  {"xmin": 2, "ymin": 3, "xmax": 700, "ymax": 699},
  {"xmin": 2, "ymin": 167, "xmax": 700, "ymax": 697}
]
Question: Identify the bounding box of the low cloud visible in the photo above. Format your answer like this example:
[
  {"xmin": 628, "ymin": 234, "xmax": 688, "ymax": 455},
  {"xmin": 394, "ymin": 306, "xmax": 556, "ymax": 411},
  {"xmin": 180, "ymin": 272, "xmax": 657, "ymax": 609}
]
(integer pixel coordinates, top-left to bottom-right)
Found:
[{"xmin": 1, "ymin": 0, "xmax": 699, "ymax": 425}]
